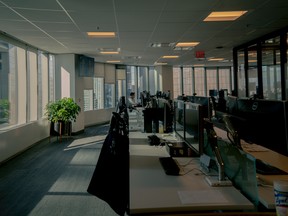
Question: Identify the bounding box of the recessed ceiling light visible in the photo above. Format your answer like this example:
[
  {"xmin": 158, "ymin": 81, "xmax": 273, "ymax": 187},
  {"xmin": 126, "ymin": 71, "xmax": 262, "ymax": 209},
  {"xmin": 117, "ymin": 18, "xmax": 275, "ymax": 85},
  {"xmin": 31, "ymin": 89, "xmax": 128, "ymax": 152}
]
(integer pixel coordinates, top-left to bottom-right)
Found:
[
  {"xmin": 154, "ymin": 62, "xmax": 168, "ymax": 65},
  {"xmin": 162, "ymin": 55, "xmax": 179, "ymax": 59},
  {"xmin": 204, "ymin": 11, "xmax": 247, "ymax": 21},
  {"xmin": 87, "ymin": 32, "xmax": 116, "ymax": 37},
  {"xmin": 100, "ymin": 51, "xmax": 119, "ymax": 54},
  {"xmin": 106, "ymin": 60, "xmax": 121, "ymax": 63},
  {"xmin": 208, "ymin": 58, "xmax": 225, "ymax": 61},
  {"xmin": 175, "ymin": 42, "xmax": 199, "ymax": 47}
]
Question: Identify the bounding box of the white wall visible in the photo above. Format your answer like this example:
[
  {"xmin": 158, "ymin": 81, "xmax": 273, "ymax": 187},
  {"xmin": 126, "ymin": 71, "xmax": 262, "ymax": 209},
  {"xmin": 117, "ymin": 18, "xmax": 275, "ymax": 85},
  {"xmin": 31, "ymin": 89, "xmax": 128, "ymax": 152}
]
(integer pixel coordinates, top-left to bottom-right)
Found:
[
  {"xmin": 84, "ymin": 108, "xmax": 114, "ymax": 127},
  {"xmin": 0, "ymin": 119, "xmax": 49, "ymax": 163}
]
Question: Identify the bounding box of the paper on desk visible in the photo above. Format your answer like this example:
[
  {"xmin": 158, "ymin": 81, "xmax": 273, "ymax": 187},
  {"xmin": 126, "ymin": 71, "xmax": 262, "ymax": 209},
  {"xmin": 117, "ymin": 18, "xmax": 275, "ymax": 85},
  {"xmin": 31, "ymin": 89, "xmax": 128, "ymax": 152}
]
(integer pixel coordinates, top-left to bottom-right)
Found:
[
  {"xmin": 241, "ymin": 143, "xmax": 269, "ymax": 152},
  {"xmin": 178, "ymin": 190, "xmax": 229, "ymax": 204}
]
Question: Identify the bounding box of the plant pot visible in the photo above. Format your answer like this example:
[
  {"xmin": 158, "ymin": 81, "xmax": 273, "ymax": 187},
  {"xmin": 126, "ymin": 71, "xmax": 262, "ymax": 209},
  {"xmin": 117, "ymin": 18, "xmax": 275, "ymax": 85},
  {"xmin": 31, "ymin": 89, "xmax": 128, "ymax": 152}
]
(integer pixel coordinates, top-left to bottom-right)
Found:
[{"xmin": 52, "ymin": 121, "xmax": 72, "ymax": 136}]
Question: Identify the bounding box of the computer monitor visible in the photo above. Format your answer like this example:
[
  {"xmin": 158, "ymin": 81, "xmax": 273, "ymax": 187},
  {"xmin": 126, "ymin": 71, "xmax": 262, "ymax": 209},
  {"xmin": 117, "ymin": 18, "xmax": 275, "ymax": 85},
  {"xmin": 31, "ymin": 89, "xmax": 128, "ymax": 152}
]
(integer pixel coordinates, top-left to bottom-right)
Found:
[
  {"xmin": 187, "ymin": 96, "xmax": 211, "ymax": 118},
  {"xmin": 226, "ymin": 95, "xmax": 238, "ymax": 114},
  {"xmin": 173, "ymin": 100, "xmax": 185, "ymax": 139},
  {"xmin": 234, "ymin": 98, "xmax": 288, "ymax": 155},
  {"xmin": 184, "ymin": 102, "xmax": 204, "ymax": 155}
]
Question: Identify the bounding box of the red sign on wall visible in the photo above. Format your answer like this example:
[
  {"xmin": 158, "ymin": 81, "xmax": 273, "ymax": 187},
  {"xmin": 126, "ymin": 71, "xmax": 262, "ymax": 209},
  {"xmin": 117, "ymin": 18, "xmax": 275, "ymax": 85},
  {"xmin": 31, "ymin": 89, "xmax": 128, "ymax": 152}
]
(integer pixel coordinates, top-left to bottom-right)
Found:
[{"xmin": 195, "ymin": 51, "xmax": 205, "ymax": 58}]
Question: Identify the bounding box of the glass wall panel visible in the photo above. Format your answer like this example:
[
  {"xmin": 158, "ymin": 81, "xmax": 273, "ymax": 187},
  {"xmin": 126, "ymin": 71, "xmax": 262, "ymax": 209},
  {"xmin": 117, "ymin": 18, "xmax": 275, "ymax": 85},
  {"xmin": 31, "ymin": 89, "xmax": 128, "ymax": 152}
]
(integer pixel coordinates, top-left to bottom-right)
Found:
[
  {"xmin": 194, "ymin": 67, "xmax": 205, "ymax": 96},
  {"xmin": 248, "ymin": 45, "xmax": 258, "ymax": 97},
  {"xmin": 262, "ymin": 37, "xmax": 281, "ymax": 100},
  {"xmin": 206, "ymin": 68, "xmax": 217, "ymax": 96},
  {"xmin": 183, "ymin": 67, "xmax": 193, "ymax": 96},
  {"xmin": 237, "ymin": 50, "xmax": 246, "ymax": 97}
]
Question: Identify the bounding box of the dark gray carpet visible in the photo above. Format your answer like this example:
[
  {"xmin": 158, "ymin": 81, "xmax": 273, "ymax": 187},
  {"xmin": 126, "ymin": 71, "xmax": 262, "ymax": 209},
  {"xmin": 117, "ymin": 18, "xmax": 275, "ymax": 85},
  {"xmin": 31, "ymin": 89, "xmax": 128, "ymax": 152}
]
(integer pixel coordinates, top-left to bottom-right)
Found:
[{"xmin": 0, "ymin": 124, "xmax": 126, "ymax": 216}]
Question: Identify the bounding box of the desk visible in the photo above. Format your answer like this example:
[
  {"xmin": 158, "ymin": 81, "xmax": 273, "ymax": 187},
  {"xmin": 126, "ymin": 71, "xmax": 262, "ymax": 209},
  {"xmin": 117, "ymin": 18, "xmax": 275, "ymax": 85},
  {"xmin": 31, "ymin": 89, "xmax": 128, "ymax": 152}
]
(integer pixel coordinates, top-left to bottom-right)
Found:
[
  {"xmin": 129, "ymin": 133, "xmax": 254, "ymax": 215},
  {"xmin": 214, "ymin": 127, "xmax": 288, "ymax": 209}
]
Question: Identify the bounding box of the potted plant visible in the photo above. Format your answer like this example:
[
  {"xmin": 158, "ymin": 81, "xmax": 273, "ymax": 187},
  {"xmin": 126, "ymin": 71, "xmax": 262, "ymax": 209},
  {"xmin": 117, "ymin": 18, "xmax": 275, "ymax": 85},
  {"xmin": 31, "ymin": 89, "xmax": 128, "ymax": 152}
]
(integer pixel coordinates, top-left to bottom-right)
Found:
[{"xmin": 45, "ymin": 97, "xmax": 81, "ymax": 136}]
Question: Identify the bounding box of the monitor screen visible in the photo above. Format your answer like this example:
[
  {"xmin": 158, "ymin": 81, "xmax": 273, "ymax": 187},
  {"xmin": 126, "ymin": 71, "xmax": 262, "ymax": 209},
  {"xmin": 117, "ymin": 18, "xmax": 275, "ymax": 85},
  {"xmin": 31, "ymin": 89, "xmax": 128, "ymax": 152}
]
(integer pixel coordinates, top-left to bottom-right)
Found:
[
  {"xmin": 173, "ymin": 100, "xmax": 185, "ymax": 139},
  {"xmin": 226, "ymin": 95, "xmax": 238, "ymax": 114},
  {"xmin": 184, "ymin": 102, "xmax": 204, "ymax": 155},
  {"xmin": 186, "ymin": 96, "xmax": 210, "ymax": 118},
  {"xmin": 234, "ymin": 98, "xmax": 288, "ymax": 155}
]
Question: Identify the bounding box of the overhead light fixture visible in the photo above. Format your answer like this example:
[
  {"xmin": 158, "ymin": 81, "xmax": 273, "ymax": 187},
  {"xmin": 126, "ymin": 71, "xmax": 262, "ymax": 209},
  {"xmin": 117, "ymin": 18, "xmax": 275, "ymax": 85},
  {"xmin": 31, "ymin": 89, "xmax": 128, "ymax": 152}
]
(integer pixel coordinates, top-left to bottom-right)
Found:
[
  {"xmin": 154, "ymin": 62, "xmax": 168, "ymax": 65},
  {"xmin": 208, "ymin": 58, "xmax": 225, "ymax": 61},
  {"xmin": 175, "ymin": 42, "xmax": 199, "ymax": 47},
  {"xmin": 106, "ymin": 60, "xmax": 121, "ymax": 63},
  {"xmin": 161, "ymin": 55, "xmax": 179, "ymax": 59},
  {"xmin": 204, "ymin": 11, "xmax": 247, "ymax": 21},
  {"xmin": 100, "ymin": 51, "xmax": 119, "ymax": 54},
  {"xmin": 87, "ymin": 32, "xmax": 116, "ymax": 37},
  {"xmin": 150, "ymin": 42, "xmax": 174, "ymax": 48}
]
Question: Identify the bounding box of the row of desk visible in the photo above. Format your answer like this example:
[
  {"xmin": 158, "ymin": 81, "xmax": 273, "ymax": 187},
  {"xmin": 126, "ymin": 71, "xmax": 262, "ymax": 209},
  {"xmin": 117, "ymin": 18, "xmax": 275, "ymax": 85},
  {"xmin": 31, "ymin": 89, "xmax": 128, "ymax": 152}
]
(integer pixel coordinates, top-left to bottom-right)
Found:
[{"xmin": 127, "ymin": 109, "xmax": 287, "ymax": 215}]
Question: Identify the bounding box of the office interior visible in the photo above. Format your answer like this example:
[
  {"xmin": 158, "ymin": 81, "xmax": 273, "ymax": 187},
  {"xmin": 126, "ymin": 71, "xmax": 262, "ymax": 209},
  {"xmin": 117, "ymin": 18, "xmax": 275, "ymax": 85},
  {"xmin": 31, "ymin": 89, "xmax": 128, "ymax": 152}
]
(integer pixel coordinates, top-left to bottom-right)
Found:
[{"xmin": 1, "ymin": 0, "xmax": 288, "ymax": 215}]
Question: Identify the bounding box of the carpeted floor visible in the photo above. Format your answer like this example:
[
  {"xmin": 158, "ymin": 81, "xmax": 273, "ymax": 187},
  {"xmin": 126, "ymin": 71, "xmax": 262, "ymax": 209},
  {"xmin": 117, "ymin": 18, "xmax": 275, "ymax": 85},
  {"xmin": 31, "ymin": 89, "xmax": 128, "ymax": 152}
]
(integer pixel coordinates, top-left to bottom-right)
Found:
[{"xmin": 0, "ymin": 124, "xmax": 127, "ymax": 216}]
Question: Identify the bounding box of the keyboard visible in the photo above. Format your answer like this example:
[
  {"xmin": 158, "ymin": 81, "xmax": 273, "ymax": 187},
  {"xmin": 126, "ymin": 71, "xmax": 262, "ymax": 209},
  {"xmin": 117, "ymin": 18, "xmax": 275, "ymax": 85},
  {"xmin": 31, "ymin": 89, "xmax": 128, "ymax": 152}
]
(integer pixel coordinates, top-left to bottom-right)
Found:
[
  {"xmin": 255, "ymin": 159, "xmax": 288, "ymax": 175},
  {"xmin": 159, "ymin": 157, "xmax": 180, "ymax": 175}
]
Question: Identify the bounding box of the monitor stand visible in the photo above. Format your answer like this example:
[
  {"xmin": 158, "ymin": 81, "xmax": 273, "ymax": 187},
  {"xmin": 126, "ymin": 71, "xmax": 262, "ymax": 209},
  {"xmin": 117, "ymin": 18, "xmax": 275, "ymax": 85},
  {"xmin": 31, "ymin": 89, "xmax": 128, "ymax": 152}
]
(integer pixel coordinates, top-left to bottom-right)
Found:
[{"xmin": 205, "ymin": 176, "xmax": 232, "ymax": 187}]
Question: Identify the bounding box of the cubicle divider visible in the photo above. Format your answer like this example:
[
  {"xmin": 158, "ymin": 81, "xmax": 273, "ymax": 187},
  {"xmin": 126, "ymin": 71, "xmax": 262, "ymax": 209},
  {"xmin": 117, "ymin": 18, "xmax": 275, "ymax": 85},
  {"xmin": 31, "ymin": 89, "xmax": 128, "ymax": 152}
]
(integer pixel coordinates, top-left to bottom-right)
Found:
[{"xmin": 217, "ymin": 139, "xmax": 259, "ymax": 206}]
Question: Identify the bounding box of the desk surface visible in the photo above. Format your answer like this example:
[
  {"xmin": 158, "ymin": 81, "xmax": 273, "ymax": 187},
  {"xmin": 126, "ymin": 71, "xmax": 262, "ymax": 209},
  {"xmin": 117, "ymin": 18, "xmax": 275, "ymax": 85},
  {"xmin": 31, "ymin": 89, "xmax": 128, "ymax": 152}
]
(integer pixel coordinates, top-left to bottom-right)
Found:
[{"xmin": 129, "ymin": 138, "xmax": 254, "ymax": 215}]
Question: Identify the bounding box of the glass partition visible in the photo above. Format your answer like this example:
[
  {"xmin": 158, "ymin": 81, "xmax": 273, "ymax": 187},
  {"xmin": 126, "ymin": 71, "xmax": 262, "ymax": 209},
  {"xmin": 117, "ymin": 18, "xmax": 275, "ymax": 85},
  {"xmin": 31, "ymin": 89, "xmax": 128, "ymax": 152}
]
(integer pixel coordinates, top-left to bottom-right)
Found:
[
  {"xmin": 248, "ymin": 44, "xmax": 258, "ymax": 97},
  {"xmin": 262, "ymin": 37, "xmax": 281, "ymax": 100}
]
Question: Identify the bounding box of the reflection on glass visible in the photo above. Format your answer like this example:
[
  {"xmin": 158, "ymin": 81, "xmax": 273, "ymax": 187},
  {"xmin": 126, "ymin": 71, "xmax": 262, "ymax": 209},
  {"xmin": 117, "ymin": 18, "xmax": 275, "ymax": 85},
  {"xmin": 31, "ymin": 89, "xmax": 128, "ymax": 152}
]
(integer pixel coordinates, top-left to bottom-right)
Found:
[
  {"xmin": 262, "ymin": 37, "xmax": 281, "ymax": 100},
  {"xmin": 248, "ymin": 44, "xmax": 258, "ymax": 97},
  {"xmin": 237, "ymin": 50, "xmax": 246, "ymax": 97},
  {"xmin": 174, "ymin": 100, "xmax": 185, "ymax": 139},
  {"xmin": 184, "ymin": 102, "xmax": 202, "ymax": 153}
]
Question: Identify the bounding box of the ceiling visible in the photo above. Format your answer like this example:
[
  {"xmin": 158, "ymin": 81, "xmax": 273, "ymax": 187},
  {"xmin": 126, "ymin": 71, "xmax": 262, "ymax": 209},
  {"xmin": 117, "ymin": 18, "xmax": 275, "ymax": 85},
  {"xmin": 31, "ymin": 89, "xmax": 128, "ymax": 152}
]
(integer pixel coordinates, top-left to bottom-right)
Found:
[{"xmin": 0, "ymin": 0, "xmax": 287, "ymax": 67}]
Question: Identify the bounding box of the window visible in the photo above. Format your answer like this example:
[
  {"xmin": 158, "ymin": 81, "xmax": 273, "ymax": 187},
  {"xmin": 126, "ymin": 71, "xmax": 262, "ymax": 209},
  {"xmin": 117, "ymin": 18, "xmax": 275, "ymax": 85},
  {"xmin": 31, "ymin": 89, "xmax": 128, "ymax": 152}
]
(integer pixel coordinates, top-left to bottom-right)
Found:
[
  {"xmin": 83, "ymin": 89, "xmax": 93, "ymax": 111},
  {"xmin": 27, "ymin": 50, "xmax": 38, "ymax": 121},
  {"xmin": 194, "ymin": 67, "xmax": 205, "ymax": 96},
  {"xmin": 206, "ymin": 68, "xmax": 217, "ymax": 96},
  {"xmin": 0, "ymin": 38, "xmax": 52, "ymax": 129},
  {"xmin": 183, "ymin": 67, "xmax": 193, "ymax": 95},
  {"xmin": 104, "ymin": 83, "xmax": 115, "ymax": 108},
  {"xmin": 0, "ymin": 41, "xmax": 12, "ymax": 128},
  {"xmin": 262, "ymin": 37, "xmax": 281, "ymax": 100},
  {"xmin": 219, "ymin": 68, "xmax": 232, "ymax": 93},
  {"xmin": 173, "ymin": 67, "xmax": 181, "ymax": 99},
  {"xmin": 93, "ymin": 77, "xmax": 104, "ymax": 110}
]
